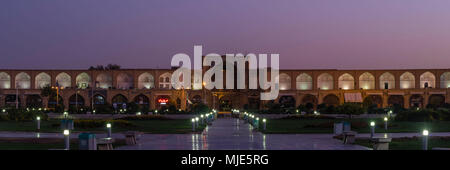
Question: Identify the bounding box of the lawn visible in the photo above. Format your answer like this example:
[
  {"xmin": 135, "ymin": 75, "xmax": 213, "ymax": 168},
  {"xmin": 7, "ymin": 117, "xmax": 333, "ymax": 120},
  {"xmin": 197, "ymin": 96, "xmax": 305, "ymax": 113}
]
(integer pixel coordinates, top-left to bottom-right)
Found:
[
  {"xmin": 0, "ymin": 119, "xmax": 206, "ymax": 134},
  {"xmin": 355, "ymin": 136, "xmax": 450, "ymax": 150},
  {"xmin": 260, "ymin": 117, "xmax": 450, "ymax": 134},
  {"xmin": 0, "ymin": 137, "xmax": 126, "ymax": 150}
]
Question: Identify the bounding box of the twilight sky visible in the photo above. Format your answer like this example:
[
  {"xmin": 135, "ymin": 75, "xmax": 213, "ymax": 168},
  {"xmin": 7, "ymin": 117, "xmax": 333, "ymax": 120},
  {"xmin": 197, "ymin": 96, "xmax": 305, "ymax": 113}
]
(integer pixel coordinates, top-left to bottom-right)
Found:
[{"xmin": 1, "ymin": 0, "xmax": 450, "ymax": 70}]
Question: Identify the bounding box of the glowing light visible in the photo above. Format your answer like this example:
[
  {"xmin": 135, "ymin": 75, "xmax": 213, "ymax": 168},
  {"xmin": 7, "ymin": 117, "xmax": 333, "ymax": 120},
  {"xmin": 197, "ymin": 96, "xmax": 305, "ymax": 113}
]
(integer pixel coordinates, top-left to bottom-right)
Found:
[
  {"xmin": 63, "ymin": 130, "xmax": 70, "ymax": 136},
  {"xmin": 106, "ymin": 123, "xmax": 111, "ymax": 128},
  {"xmin": 384, "ymin": 117, "xmax": 388, "ymax": 121},
  {"xmin": 191, "ymin": 118, "xmax": 195, "ymax": 122},
  {"xmin": 370, "ymin": 122, "xmax": 375, "ymax": 127},
  {"xmin": 36, "ymin": 116, "xmax": 40, "ymax": 120},
  {"xmin": 263, "ymin": 119, "xmax": 266, "ymax": 123},
  {"xmin": 423, "ymin": 130, "xmax": 429, "ymax": 136}
]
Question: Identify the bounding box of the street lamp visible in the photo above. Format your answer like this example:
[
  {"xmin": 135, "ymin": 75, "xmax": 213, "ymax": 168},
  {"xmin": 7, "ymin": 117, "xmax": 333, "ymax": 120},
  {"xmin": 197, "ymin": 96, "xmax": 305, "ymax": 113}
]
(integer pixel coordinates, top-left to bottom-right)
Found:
[
  {"xmin": 63, "ymin": 129, "xmax": 70, "ymax": 150},
  {"xmin": 106, "ymin": 123, "xmax": 112, "ymax": 138},
  {"xmin": 422, "ymin": 130, "xmax": 429, "ymax": 150},
  {"xmin": 191, "ymin": 118, "xmax": 196, "ymax": 131},
  {"xmin": 263, "ymin": 118, "xmax": 267, "ymax": 130},
  {"xmin": 36, "ymin": 116, "xmax": 41, "ymax": 131},
  {"xmin": 370, "ymin": 121, "xmax": 375, "ymax": 138},
  {"xmin": 384, "ymin": 117, "xmax": 388, "ymax": 130}
]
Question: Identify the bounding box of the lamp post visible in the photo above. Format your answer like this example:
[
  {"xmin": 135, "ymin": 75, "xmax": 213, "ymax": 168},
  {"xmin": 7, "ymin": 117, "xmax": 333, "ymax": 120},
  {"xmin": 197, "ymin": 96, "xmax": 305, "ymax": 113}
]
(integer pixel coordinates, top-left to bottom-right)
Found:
[
  {"xmin": 63, "ymin": 129, "xmax": 70, "ymax": 150},
  {"xmin": 195, "ymin": 117, "xmax": 199, "ymax": 128},
  {"xmin": 192, "ymin": 118, "xmax": 196, "ymax": 131},
  {"xmin": 106, "ymin": 123, "xmax": 112, "ymax": 138},
  {"xmin": 370, "ymin": 121, "xmax": 375, "ymax": 138},
  {"xmin": 36, "ymin": 116, "xmax": 41, "ymax": 131},
  {"xmin": 263, "ymin": 118, "xmax": 266, "ymax": 131},
  {"xmin": 15, "ymin": 83, "xmax": 20, "ymax": 109},
  {"xmin": 422, "ymin": 130, "xmax": 429, "ymax": 150},
  {"xmin": 384, "ymin": 117, "xmax": 388, "ymax": 130}
]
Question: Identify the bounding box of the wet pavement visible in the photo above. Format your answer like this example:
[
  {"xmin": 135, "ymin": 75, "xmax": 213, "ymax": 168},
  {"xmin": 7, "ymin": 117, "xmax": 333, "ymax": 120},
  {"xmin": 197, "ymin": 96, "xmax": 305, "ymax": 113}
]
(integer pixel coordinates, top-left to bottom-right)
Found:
[{"xmin": 117, "ymin": 118, "xmax": 370, "ymax": 150}]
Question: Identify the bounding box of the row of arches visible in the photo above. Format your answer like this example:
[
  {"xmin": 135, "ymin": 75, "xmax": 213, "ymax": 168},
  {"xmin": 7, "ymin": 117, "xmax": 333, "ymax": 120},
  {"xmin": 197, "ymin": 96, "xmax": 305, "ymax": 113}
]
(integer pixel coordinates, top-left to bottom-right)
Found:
[
  {"xmin": 0, "ymin": 72, "xmax": 173, "ymax": 90},
  {"xmin": 279, "ymin": 71, "xmax": 447, "ymax": 90},
  {"xmin": 275, "ymin": 94, "xmax": 446, "ymax": 109}
]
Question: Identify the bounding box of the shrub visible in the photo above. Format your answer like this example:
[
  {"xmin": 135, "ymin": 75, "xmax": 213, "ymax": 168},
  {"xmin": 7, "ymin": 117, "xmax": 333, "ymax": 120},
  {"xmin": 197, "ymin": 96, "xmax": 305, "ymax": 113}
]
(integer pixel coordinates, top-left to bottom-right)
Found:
[
  {"xmin": 335, "ymin": 103, "xmax": 365, "ymax": 117},
  {"xmin": 73, "ymin": 119, "xmax": 134, "ymax": 128},
  {"xmin": 117, "ymin": 115, "xmax": 173, "ymax": 121},
  {"xmin": 395, "ymin": 109, "xmax": 439, "ymax": 122},
  {"xmin": 5, "ymin": 108, "xmax": 48, "ymax": 122},
  {"xmin": 190, "ymin": 103, "xmax": 211, "ymax": 114},
  {"xmin": 280, "ymin": 114, "xmax": 335, "ymax": 120},
  {"xmin": 93, "ymin": 104, "xmax": 114, "ymax": 114},
  {"xmin": 69, "ymin": 106, "xmax": 89, "ymax": 114}
]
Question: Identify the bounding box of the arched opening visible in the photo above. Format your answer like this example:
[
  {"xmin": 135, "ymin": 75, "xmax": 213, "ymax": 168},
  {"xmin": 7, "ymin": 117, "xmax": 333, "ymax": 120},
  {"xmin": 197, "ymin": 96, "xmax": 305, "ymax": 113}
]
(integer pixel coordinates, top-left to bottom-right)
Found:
[
  {"xmin": 0, "ymin": 72, "xmax": 11, "ymax": 89},
  {"xmin": 219, "ymin": 96, "xmax": 232, "ymax": 111},
  {"xmin": 400, "ymin": 72, "xmax": 415, "ymax": 89},
  {"xmin": 56, "ymin": 72, "xmax": 71, "ymax": 88},
  {"xmin": 48, "ymin": 95, "xmax": 63, "ymax": 109},
  {"xmin": 192, "ymin": 95, "xmax": 202, "ymax": 104},
  {"xmin": 279, "ymin": 73, "xmax": 291, "ymax": 90},
  {"xmin": 296, "ymin": 73, "xmax": 312, "ymax": 90},
  {"xmin": 338, "ymin": 73, "xmax": 355, "ymax": 90},
  {"xmin": 134, "ymin": 94, "xmax": 149, "ymax": 105},
  {"xmin": 301, "ymin": 94, "xmax": 317, "ymax": 110},
  {"xmin": 138, "ymin": 72, "xmax": 154, "ymax": 89},
  {"xmin": 76, "ymin": 72, "xmax": 91, "ymax": 89},
  {"xmin": 116, "ymin": 73, "xmax": 134, "ymax": 90},
  {"xmin": 317, "ymin": 73, "xmax": 333, "ymax": 90},
  {"xmin": 363, "ymin": 95, "xmax": 383, "ymax": 108},
  {"xmin": 26, "ymin": 95, "xmax": 42, "ymax": 108},
  {"xmin": 379, "ymin": 72, "xmax": 395, "ymax": 89},
  {"xmin": 15, "ymin": 72, "xmax": 31, "ymax": 89},
  {"xmin": 420, "ymin": 72, "xmax": 436, "ymax": 88},
  {"xmin": 388, "ymin": 95, "xmax": 404, "ymax": 108},
  {"xmin": 322, "ymin": 94, "xmax": 340, "ymax": 106},
  {"xmin": 5, "ymin": 95, "xmax": 20, "ymax": 107},
  {"xmin": 409, "ymin": 94, "xmax": 423, "ymax": 108},
  {"xmin": 69, "ymin": 94, "xmax": 85, "ymax": 106},
  {"xmin": 359, "ymin": 72, "xmax": 375, "ymax": 90},
  {"xmin": 440, "ymin": 72, "xmax": 450, "ymax": 88},
  {"xmin": 112, "ymin": 94, "xmax": 128, "ymax": 106},
  {"xmin": 35, "ymin": 72, "xmax": 51, "ymax": 89},
  {"xmin": 93, "ymin": 94, "xmax": 106, "ymax": 105},
  {"xmin": 96, "ymin": 73, "xmax": 112, "ymax": 89},
  {"xmin": 428, "ymin": 94, "xmax": 445, "ymax": 108},
  {"xmin": 279, "ymin": 95, "xmax": 296, "ymax": 109}
]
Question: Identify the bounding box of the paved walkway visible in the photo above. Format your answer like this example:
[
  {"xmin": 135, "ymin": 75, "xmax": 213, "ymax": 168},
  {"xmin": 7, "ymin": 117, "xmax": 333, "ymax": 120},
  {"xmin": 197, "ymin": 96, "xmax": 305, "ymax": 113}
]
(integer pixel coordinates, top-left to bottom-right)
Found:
[
  {"xmin": 3, "ymin": 118, "xmax": 450, "ymax": 150},
  {"xmin": 117, "ymin": 118, "xmax": 369, "ymax": 150}
]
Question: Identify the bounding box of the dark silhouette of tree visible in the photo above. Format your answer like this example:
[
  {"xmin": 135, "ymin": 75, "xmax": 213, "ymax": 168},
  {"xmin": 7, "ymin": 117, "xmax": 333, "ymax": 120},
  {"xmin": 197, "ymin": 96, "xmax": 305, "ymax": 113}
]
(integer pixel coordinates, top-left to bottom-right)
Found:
[{"xmin": 88, "ymin": 64, "xmax": 121, "ymax": 70}]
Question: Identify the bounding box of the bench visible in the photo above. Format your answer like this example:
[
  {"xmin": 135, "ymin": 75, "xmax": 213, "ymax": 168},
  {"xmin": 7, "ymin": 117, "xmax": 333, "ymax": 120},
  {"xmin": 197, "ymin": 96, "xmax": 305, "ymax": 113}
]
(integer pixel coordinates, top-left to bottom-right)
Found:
[
  {"xmin": 370, "ymin": 137, "xmax": 392, "ymax": 150},
  {"xmin": 343, "ymin": 131, "xmax": 357, "ymax": 144},
  {"xmin": 97, "ymin": 138, "xmax": 115, "ymax": 150},
  {"xmin": 124, "ymin": 131, "xmax": 142, "ymax": 145}
]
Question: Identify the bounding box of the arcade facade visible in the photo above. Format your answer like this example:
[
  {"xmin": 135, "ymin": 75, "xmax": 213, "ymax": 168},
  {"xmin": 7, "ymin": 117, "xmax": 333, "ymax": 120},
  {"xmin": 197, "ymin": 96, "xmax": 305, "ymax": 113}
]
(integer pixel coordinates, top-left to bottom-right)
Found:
[{"xmin": 0, "ymin": 69, "xmax": 450, "ymax": 111}]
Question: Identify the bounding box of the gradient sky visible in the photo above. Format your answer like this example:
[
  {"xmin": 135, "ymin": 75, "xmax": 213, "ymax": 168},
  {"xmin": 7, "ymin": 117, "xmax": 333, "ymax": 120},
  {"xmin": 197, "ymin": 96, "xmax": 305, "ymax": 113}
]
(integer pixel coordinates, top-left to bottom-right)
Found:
[{"xmin": 1, "ymin": 0, "xmax": 450, "ymax": 70}]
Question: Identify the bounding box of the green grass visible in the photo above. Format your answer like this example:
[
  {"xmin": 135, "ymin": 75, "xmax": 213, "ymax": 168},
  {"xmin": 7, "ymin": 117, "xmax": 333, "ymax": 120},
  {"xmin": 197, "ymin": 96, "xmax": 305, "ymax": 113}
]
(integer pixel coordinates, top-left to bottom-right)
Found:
[
  {"xmin": 260, "ymin": 117, "xmax": 450, "ymax": 134},
  {"xmin": 355, "ymin": 137, "xmax": 450, "ymax": 150},
  {"xmin": 0, "ymin": 138, "xmax": 127, "ymax": 150},
  {"xmin": 0, "ymin": 119, "xmax": 206, "ymax": 134}
]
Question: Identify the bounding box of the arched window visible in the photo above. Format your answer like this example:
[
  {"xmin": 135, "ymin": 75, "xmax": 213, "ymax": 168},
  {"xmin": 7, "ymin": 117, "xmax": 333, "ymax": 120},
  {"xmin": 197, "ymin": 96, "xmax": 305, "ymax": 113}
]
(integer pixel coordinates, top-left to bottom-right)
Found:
[
  {"xmin": 296, "ymin": 73, "xmax": 312, "ymax": 90},
  {"xmin": 379, "ymin": 72, "xmax": 395, "ymax": 89},
  {"xmin": 359, "ymin": 72, "xmax": 375, "ymax": 90},
  {"xmin": 338, "ymin": 73, "xmax": 354, "ymax": 90},
  {"xmin": 35, "ymin": 72, "xmax": 51, "ymax": 89},
  {"xmin": 400, "ymin": 72, "xmax": 415, "ymax": 89},
  {"xmin": 420, "ymin": 72, "xmax": 435, "ymax": 88},
  {"xmin": 440, "ymin": 72, "xmax": 450, "ymax": 88},
  {"xmin": 138, "ymin": 72, "xmax": 154, "ymax": 89},
  {"xmin": 76, "ymin": 72, "xmax": 91, "ymax": 89},
  {"xmin": 279, "ymin": 73, "xmax": 291, "ymax": 90},
  {"xmin": 159, "ymin": 72, "xmax": 172, "ymax": 89},
  {"xmin": 96, "ymin": 73, "xmax": 112, "ymax": 89},
  {"xmin": 56, "ymin": 72, "xmax": 71, "ymax": 88},
  {"xmin": 116, "ymin": 73, "xmax": 133, "ymax": 90},
  {"xmin": 317, "ymin": 73, "xmax": 333, "ymax": 90},
  {"xmin": 15, "ymin": 72, "xmax": 31, "ymax": 89},
  {"xmin": 0, "ymin": 72, "xmax": 11, "ymax": 89}
]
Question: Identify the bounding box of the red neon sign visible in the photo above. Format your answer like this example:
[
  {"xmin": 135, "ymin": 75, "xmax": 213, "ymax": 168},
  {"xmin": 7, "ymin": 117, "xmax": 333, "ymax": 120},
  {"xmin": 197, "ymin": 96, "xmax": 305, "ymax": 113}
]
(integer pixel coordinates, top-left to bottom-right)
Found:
[{"xmin": 158, "ymin": 98, "xmax": 169, "ymax": 104}]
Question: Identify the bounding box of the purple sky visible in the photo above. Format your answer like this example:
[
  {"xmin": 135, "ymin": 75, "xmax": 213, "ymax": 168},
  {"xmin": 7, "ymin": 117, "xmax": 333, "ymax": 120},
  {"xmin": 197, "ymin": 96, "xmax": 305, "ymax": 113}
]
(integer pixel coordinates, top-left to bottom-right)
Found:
[{"xmin": 1, "ymin": 0, "xmax": 450, "ymax": 70}]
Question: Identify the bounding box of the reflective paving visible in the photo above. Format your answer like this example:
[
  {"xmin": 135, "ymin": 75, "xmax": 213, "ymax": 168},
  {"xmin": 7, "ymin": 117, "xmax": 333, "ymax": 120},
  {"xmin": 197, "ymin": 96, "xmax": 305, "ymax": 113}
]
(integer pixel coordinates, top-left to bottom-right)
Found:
[{"xmin": 117, "ymin": 118, "xmax": 370, "ymax": 150}]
